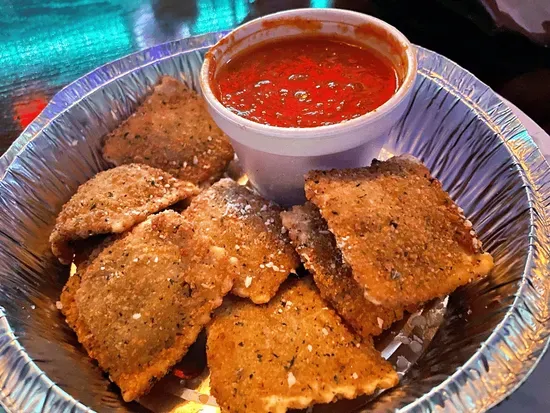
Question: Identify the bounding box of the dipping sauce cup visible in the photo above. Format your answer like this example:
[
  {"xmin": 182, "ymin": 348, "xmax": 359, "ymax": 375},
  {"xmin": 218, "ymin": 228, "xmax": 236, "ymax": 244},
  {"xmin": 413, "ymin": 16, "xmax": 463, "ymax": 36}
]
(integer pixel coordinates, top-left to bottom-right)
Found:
[{"xmin": 200, "ymin": 8, "xmax": 417, "ymax": 206}]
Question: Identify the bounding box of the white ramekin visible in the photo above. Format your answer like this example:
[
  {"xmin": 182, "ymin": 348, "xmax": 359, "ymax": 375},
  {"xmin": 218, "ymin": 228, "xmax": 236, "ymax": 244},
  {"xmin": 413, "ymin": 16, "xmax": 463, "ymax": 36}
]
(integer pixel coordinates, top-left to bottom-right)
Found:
[{"xmin": 200, "ymin": 8, "xmax": 417, "ymax": 206}]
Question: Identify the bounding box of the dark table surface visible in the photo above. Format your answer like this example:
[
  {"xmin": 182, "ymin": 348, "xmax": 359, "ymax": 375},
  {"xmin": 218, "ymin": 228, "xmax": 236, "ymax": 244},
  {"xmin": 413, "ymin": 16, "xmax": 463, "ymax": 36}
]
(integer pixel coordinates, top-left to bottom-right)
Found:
[{"xmin": 0, "ymin": 0, "xmax": 549, "ymax": 411}]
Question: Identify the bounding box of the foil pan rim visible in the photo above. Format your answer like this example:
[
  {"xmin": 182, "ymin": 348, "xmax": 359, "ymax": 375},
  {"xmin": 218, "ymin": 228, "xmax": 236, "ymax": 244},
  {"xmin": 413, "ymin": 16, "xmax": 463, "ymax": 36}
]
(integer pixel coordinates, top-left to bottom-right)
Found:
[
  {"xmin": 0, "ymin": 32, "xmax": 549, "ymax": 413},
  {"xmin": 0, "ymin": 31, "xmax": 227, "ymax": 413},
  {"xmin": 0, "ymin": 31, "xmax": 229, "ymax": 179},
  {"xmin": 404, "ymin": 46, "xmax": 550, "ymax": 412}
]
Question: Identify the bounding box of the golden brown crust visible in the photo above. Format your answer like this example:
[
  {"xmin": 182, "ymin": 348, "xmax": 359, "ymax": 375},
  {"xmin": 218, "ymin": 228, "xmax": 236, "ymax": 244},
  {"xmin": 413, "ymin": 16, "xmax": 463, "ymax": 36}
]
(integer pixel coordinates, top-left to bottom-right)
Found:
[
  {"xmin": 102, "ymin": 76, "xmax": 234, "ymax": 186},
  {"xmin": 62, "ymin": 210, "xmax": 234, "ymax": 401},
  {"xmin": 49, "ymin": 164, "xmax": 199, "ymax": 264},
  {"xmin": 207, "ymin": 277, "xmax": 398, "ymax": 413},
  {"xmin": 59, "ymin": 272, "xmax": 81, "ymax": 331},
  {"xmin": 183, "ymin": 178, "xmax": 300, "ymax": 304},
  {"xmin": 60, "ymin": 237, "xmax": 113, "ymax": 330},
  {"xmin": 281, "ymin": 203, "xmax": 405, "ymax": 338},
  {"xmin": 305, "ymin": 156, "xmax": 494, "ymax": 307}
]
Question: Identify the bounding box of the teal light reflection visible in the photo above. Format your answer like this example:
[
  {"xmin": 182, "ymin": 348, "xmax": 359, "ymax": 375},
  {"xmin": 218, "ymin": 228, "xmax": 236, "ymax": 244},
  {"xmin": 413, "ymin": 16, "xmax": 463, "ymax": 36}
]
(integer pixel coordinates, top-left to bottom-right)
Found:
[
  {"xmin": 310, "ymin": 0, "xmax": 333, "ymax": 7},
  {"xmin": 0, "ymin": 12, "xmax": 133, "ymax": 87},
  {"xmin": 192, "ymin": 0, "xmax": 251, "ymax": 34}
]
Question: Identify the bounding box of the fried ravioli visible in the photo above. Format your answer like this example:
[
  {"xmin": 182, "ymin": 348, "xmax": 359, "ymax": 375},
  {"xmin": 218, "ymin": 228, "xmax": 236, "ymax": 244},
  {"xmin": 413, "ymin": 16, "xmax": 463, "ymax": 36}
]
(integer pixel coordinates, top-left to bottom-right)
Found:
[
  {"xmin": 281, "ymin": 203, "xmax": 404, "ymax": 338},
  {"xmin": 305, "ymin": 155, "xmax": 494, "ymax": 308},
  {"xmin": 102, "ymin": 76, "xmax": 234, "ymax": 186},
  {"xmin": 62, "ymin": 210, "xmax": 234, "ymax": 402},
  {"xmin": 49, "ymin": 164, "xmax": 198, "ymax": 264},
  {"xmin": 207, "ymin": 278, "xmax": 398, "ymax": 413},
  {"xmin": 183, "ymin": 178, "xmax": 300, "ymax": 304},
  {"xmin": 60, "ymin": 237, "xmax": 113, "ymax": 331},
  {"xmin": 59, "ymin": 269, "xmax": 83, "ymax": 333}
]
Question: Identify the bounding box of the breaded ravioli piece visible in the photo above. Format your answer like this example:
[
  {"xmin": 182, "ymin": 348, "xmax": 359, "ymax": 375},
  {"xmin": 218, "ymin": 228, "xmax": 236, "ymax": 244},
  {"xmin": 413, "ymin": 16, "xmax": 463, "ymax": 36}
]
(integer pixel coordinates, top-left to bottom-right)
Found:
[
  {"xmin": 60, "ymin": 237, "xmax": 113, "ymax": 331},
  {"xmin": 183, "ymin": 178, "xmax": 300, "ymax": 304},
  {"xmin": 49, "ymin": 163, "xmax": 199, "ymax": 264},
  {"xmin": 207, "ymin": 277, "xmax": 398, "ymax": 413},
  {"xmin": 305, "ymin": 155, "xmax": 494, "ymax": 308},
  {"xmin": 281, "ymin": 203, "xmax": 404, "ymax": 338},
  {"xmin": 64, "ymin": 210, "xmax": 234, "ymax": 402},
  {"xmin": 59, "ymin": 271, "xmax": 82, "ymax": 331},
  {"xmin": 102, "ymin": 76, "xmax": 234, "ymax": 186}
]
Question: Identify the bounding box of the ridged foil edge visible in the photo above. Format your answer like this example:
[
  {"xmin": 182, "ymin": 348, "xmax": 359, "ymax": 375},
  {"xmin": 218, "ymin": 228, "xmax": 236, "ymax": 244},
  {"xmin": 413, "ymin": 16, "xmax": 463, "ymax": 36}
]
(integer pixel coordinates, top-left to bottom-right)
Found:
[
  {"xmin": 0, "ymin": 32, "xmax": 548, "ymax": 412},
  {"xmin": 0, "ymin": 32, "xmax": 227, "ymax": 413},
  {"xmin": 0, "ymin": 30, "xmax": 227, "ymax": 179},
  {"xmin": 400, "ymin": 47, "xmax": 550, "ymax": 412}
]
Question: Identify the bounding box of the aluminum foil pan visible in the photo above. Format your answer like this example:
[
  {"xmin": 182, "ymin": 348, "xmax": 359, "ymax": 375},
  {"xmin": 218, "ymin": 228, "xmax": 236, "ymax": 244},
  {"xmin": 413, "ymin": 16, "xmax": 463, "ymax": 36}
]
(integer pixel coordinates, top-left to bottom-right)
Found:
[{"xmin": 1, "ymin": 31, "xmax": 549, "ymax": 413}]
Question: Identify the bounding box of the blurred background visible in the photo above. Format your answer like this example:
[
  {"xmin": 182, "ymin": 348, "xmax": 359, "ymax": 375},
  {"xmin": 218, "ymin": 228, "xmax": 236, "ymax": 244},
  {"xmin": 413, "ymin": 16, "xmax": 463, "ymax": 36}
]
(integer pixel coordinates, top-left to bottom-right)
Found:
[{"xmin": 0, "ymin": 0, "xmax": 549, "ymax": 156}]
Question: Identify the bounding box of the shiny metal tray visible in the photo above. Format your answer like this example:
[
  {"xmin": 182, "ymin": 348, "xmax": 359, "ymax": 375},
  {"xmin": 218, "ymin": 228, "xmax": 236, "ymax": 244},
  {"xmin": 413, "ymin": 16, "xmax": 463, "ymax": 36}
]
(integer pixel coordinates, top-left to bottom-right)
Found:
[{"xmin": 1, "ymin": 31, "xmax": 549, "ymax": 413}]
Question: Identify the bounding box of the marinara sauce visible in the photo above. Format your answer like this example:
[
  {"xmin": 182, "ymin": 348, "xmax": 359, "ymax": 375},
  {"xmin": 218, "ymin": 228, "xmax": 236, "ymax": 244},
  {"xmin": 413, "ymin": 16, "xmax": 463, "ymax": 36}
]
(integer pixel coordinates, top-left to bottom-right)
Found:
[{"xmin": 214, "ymin": 36, "xmax": 398, "ymax": 128}]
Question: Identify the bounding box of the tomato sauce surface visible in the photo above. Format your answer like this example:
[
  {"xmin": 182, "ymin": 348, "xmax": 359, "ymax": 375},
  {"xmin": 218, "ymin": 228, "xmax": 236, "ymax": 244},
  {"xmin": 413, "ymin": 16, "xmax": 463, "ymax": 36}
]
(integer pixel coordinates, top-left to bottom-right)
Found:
[{"xmin": 214, "ymin": 36, "xmax": 398, "ymax": 128}]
